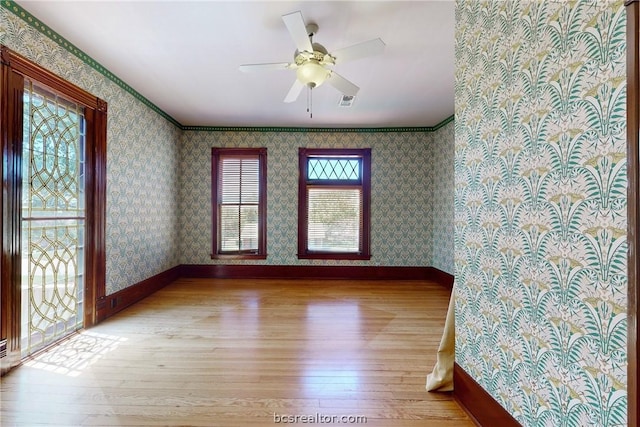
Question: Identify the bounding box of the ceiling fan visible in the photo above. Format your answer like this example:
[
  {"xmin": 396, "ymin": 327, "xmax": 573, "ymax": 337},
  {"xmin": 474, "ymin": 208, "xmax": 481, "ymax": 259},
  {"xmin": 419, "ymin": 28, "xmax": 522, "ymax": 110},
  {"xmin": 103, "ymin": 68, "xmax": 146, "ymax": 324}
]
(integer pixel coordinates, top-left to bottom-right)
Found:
[{"xmin": 239, "ymin": 11, "xmax": 385, "ymax": 103}]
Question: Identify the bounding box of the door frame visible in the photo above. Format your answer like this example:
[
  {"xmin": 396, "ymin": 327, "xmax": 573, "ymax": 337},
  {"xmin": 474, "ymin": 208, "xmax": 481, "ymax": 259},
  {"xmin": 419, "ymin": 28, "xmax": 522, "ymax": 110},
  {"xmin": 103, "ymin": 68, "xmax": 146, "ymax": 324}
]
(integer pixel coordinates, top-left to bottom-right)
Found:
[{"xmin": 0, "ymin": 45, "xmax": 107, "ymax": 374}]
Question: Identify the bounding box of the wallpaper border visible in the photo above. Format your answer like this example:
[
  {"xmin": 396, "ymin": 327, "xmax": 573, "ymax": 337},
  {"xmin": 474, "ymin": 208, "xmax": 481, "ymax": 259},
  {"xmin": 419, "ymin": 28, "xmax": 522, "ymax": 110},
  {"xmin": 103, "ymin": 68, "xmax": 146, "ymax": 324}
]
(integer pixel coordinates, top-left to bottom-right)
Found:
[
  {"xmin": 182, "ymin": 115, "xmax": 454, "ymax": 133},
  {"xmin": 5, "ymin": 0, "xmax": 453, "ymax": 133}
]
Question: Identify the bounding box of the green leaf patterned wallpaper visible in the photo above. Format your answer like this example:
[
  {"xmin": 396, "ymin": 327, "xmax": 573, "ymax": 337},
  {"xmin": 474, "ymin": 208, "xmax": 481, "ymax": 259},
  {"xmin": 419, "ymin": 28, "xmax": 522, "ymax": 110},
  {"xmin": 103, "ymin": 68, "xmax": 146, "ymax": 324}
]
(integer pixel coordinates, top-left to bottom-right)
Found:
[
  {"xmin": 2, "ymin": 2, "xmax": 182, "ymax": 295},
  {"xmin": 179, "ymin": 127, "xmax": 454, "ymax": 269},
  {"xmin": 454, "ymin": 1, "xmax": 627, "ymax": 425},
  {"xmin": 431, "ymin": 121, "xmax": 455, "ymax": 274}
]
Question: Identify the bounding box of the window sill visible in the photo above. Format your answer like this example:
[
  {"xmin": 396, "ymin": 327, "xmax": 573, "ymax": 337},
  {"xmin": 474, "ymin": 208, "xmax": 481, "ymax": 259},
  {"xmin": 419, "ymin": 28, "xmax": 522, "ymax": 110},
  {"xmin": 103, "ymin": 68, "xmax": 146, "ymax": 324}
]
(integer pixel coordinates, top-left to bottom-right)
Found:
[
  {"xmin": 297, "ymin": 252, "xmax": 371, "ymax": 261},
  {"xmin": 211, "ymin": 253, "xmax": 267, "ymax": 260}
]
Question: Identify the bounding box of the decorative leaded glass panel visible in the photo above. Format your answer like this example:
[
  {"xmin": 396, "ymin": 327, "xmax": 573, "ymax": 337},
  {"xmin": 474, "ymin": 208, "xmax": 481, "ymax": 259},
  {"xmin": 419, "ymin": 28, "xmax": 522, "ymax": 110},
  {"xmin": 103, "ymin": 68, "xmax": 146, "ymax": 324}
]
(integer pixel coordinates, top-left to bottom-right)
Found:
[
  {"xmin": 307, "ymin": 158, "xmax": 361, "ymax": 181},
  {"xmin": 21, "ymin": 79, "xmax": 86, "ymax": 357}
]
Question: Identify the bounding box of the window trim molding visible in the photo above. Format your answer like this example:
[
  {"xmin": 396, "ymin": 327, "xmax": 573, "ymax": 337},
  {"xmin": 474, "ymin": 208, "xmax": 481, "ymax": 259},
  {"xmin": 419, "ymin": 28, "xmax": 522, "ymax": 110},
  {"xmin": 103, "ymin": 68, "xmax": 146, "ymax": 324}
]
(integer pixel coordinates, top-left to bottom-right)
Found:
[
  {"xmin": 297, "ymin": 148, "xmax": 371, "ymax": 260},
  {"xmin": 210, "ymin": 147, "xmax": 267, "ymax": 260}
]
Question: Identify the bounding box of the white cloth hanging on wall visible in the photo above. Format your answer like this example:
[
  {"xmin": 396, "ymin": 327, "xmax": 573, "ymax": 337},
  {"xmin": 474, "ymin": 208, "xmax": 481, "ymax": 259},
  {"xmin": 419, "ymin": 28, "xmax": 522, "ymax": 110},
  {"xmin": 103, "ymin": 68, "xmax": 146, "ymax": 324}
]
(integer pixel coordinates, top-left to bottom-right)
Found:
[{"xmin": 426, "ymin": 290, "xmax": 455, "ymax": 392}]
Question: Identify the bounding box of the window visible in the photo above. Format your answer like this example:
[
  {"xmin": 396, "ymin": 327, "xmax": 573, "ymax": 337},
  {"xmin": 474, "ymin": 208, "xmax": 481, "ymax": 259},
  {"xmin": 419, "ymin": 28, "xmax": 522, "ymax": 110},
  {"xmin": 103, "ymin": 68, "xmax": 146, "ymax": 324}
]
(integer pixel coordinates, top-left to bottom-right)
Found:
[
  {"xmin": 298, "ymin": 148, "xmax": 371, "ymax": 260},
  {"xmin": 211, "ymin": 148, "xmax": 267, "ymax": 259}
]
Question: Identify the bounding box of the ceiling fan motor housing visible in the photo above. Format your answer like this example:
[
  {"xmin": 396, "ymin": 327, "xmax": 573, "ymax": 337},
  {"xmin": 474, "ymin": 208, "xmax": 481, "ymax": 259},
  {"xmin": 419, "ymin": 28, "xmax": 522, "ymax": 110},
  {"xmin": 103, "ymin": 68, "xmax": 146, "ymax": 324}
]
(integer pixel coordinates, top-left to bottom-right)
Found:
[{"xmin": 293, "ymin": 43, "xmax": 331, "ymax": 64}]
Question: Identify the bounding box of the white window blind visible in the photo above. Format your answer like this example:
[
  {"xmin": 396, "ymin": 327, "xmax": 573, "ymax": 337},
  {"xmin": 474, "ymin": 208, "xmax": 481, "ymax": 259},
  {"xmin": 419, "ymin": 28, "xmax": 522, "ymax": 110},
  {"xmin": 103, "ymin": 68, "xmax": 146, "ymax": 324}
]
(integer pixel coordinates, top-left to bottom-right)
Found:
[
  {"xmin": 307, "ymin": 187, "xmax": 362, "ymax": 253},
  {"xmin": 219, "ymin": 156, "xmax": 260, "ymax": 252}
]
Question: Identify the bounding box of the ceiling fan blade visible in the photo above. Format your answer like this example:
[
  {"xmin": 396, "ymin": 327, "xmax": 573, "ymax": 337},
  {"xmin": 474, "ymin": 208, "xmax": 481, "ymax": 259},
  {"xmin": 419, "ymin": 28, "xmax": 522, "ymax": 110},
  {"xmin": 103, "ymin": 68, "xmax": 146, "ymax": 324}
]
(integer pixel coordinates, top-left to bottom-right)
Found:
[
  {"xmin": 239, "ymin": 62, "xmax": 292, "ymax": 72},
  {"xmin": 332, "ymin": 38, "xmax": 386, "ymax": 63},
  {"xmin": 284, "ymin": 79, "xmax": 305, "ymax": 103},
  {"xmin": 282, "ymin": 11, "xmax": 313, "ymax": 53},
  {"xmin": 327, "ymin": 72, "xmax": 360, "ymax": 96}
]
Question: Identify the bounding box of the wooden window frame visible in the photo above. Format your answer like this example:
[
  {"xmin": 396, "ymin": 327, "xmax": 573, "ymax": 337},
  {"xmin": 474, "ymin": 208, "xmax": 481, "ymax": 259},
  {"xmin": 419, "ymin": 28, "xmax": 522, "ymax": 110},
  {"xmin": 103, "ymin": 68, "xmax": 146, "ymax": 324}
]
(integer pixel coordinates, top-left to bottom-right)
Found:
[
  {"xmin": 1, "ymin": 46, "xmax": 107, "ymax": 374},
  {"xmin": 297, "ymin": 148, "xmax": 371, "ymax": 260},
  {"xmin": 211, "ymin": 147, "xmax": 267, "ymax": 260}
]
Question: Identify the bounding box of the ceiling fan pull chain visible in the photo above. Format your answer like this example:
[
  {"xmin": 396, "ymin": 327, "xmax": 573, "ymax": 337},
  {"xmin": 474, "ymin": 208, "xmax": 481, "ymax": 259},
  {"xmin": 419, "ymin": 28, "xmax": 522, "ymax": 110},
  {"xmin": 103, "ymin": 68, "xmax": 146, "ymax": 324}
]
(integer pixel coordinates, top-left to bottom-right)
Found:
[{"xmin": 306, "ymin": 85, "xmax": 313, "ymax": 118}]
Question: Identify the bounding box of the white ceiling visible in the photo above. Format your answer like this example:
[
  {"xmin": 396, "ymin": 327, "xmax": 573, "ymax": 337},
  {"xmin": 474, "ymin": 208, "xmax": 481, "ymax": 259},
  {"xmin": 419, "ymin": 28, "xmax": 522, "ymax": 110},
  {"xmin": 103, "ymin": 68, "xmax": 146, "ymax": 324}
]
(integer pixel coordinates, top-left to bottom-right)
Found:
[{"xmin": 16, "ymin": 1, "xmax": 455, "ymax": 128}]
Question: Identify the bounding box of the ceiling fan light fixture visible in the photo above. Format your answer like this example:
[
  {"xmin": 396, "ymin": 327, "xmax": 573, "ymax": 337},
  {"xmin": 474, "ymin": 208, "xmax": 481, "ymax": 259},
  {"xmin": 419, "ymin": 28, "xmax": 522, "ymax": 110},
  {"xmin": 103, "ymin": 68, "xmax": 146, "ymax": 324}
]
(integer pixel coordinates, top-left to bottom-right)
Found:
[
  {"xmin": 240, "ymin": 11, "xmax": 384, "ymax": 106},
  {"xmin": 296, "ymin": 60, "xmax": 329, "ymax": 87}
]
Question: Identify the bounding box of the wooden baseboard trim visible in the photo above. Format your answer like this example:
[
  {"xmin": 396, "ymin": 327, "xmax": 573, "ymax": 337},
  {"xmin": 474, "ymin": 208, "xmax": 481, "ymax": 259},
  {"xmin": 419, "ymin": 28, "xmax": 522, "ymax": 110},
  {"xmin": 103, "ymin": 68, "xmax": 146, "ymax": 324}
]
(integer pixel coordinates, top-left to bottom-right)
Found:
[
  {"xmin": 429, "ymin": 267, "xmax": 454, "ymax": 290},
  {"xmin": 181, "ymin": 264, "xmax": 451, "ymax": 282},
  {"xmin": 453, "ymin": 363, "xmax": 522, "ymax": 427},
  {"xmin": 94, "ymin": 264, "xmax": 453, "ymax": 323},
  {"xmin": 96, "ymin": 265, "xmax": 182, "ymax": 322}
]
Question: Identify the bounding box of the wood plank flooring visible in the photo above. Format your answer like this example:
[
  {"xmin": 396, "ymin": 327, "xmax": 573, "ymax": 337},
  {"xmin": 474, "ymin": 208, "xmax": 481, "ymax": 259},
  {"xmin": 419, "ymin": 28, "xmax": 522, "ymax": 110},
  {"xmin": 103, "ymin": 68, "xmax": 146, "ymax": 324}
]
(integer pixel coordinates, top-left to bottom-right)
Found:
[{"xmin": 0, "ymin": 278, "xmax": 473, "ymax": 426}]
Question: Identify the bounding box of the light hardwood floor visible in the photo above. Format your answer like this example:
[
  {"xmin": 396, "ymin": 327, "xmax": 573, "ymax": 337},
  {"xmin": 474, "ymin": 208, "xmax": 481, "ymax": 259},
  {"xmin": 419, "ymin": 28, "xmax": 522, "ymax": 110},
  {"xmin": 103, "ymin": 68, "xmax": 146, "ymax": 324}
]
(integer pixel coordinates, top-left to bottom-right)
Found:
[{"xmin": 0, "ymin": 278, "xmax": 473, "ymax": 426}]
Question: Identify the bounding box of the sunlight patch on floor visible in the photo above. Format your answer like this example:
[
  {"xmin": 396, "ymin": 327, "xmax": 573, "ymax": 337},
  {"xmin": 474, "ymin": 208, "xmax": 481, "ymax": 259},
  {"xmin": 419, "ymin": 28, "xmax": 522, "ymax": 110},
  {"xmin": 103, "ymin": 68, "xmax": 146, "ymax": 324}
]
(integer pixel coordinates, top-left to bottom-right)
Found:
[{"xmin": 23, "ymin": 330, "xmax": 127, "ymax": 377}]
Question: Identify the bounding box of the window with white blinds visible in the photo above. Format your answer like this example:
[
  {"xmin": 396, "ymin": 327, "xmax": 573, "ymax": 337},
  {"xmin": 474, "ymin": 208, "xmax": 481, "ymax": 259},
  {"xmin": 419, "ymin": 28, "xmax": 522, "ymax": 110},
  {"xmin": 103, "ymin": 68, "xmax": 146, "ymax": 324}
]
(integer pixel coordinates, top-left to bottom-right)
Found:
[
  {"xmin": 298, "ymin": 148, "xmax": 371, "ymax": 260},
  {"xmin": 211, "ymin": 148, "xmax": 266, "ymax": 258}
]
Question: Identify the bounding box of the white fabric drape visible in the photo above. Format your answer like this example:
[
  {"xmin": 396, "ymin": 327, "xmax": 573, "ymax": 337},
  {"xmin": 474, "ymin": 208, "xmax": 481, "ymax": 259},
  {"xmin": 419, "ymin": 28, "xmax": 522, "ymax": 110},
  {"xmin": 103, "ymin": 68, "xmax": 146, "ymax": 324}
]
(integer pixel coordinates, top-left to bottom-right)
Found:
[{"xmin": 426, "ymin": 290, "xmax": 455, "ymax": 392}]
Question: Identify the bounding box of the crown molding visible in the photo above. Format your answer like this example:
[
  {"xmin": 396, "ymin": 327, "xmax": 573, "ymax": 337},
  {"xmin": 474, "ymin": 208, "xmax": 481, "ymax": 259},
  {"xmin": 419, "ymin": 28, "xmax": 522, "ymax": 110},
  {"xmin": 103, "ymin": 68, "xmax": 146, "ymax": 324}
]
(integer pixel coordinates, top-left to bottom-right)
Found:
[
  {"xmin": 183, "ymin": 125, "xmax": 436, "ymax": 133},
  {"xmin": 182, "ymin": 115, "xmax": 454, "ymax": 133},
  {"xmin": 431, "ymin": 114, "xmax": 455, "ymax": 131}
]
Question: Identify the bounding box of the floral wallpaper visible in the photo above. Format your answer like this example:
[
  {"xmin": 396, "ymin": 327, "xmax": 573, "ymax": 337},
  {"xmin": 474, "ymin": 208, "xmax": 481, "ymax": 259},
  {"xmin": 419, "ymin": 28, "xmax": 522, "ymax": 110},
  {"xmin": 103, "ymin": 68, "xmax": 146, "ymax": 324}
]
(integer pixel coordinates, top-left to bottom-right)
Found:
[
  {"xmin": 430, "ymin": 121, "xmax": 455, "ymax": 275},
  {"xmin": 2, "ymin": 2, "xmax": 182, "ymax": 294},
  {"xmin": 454, "ymin": 1, "xmax": 627, "ymax": 426},
  {"xmin": 180, "ymin": 130, "xmax": 449, "ymax": 267}
]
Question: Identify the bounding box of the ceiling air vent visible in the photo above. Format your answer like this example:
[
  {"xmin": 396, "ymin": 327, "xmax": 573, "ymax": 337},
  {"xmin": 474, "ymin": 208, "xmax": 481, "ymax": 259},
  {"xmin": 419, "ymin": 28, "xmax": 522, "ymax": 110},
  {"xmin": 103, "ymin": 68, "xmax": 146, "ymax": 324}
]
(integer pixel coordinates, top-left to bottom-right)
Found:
[{"xmin": 338, "ymin": 95, "xmax": 355, "ymax": 107}]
